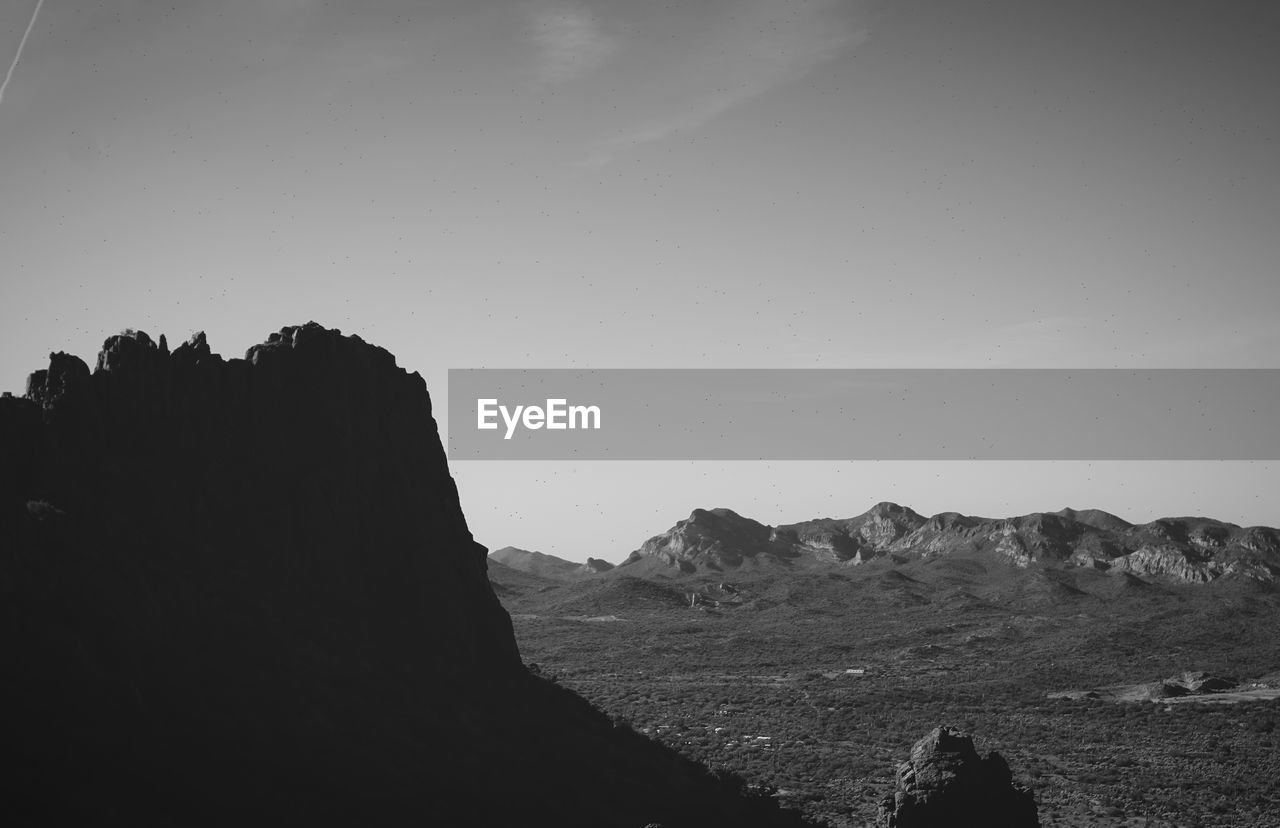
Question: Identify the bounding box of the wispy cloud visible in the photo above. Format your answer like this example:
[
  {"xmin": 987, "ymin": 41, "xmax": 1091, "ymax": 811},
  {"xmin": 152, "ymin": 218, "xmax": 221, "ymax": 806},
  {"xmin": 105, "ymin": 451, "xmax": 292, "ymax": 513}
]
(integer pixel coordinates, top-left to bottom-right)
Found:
[
  {"xmin": 582, "ymin": 0, "xmax": 866, "ymax": 165},
  {"xmin": 528, "ymin": 2, "xmax": 615, "ymax": 84}
]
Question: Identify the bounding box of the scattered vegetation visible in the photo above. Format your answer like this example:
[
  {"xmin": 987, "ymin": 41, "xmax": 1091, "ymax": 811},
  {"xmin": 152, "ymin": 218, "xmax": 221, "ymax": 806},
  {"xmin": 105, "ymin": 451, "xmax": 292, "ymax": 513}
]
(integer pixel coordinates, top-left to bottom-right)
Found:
[{"xmin": 499, "ymin": 570, "xmax": 1280, "ymax": 827}]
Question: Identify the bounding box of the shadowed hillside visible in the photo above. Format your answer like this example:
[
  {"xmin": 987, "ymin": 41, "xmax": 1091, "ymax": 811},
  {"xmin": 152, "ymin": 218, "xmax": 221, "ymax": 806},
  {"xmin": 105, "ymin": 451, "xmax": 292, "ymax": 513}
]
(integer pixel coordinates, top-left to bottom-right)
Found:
[{"xmin": 0, "ymin": 324, "xmax": 807, "ymax": 827}]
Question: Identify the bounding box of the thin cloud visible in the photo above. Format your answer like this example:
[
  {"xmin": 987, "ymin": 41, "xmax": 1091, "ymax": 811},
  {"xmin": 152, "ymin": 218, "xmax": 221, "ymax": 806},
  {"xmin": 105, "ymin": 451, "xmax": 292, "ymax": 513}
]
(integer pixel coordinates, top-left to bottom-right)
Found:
[
  {"xmin": 583, "ymin": 0, "xmax": 866, "ymax": 165},
  {"xmin": 528, "ymin": 2, "xmax": 615, "ymax": 84}
]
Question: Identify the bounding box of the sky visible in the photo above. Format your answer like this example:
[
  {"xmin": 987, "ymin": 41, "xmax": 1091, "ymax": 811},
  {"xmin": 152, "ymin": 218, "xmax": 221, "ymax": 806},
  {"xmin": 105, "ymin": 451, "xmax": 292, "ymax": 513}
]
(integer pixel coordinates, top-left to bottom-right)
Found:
[{"xmin": 1, "ymin": 0, "xmax": 1277, "ymax": 561}]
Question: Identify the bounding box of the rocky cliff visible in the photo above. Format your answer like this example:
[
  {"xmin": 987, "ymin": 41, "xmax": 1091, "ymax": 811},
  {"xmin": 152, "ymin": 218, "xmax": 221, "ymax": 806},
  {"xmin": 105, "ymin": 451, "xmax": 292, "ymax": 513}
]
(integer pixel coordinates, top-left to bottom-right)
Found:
[
  {"xmin": 0, "ymin": 324, "xmax": 804, "ymax": 827},
  {"xmin": 7, "ymin": 325, "xmax": 517, "ymax": 672},
  {"xmin": 879, "ymin": 727, "xmax": 1039, "ymax": 827}
]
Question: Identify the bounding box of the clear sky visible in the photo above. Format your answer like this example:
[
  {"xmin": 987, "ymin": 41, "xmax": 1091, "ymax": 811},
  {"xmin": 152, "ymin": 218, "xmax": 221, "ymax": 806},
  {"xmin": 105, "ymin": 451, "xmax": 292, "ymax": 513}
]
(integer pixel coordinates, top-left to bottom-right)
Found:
[{"xmin": 2, "ymin": 1, "xmax": 1277, "ymax": 561}]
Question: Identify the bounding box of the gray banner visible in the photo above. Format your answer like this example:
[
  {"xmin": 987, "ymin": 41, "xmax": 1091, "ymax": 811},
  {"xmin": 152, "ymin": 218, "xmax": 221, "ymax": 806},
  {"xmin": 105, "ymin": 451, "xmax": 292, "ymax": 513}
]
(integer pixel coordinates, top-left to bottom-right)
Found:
[{"xmin": 446, "ymin": 369, "xmax": 1279, "ymax": 460}]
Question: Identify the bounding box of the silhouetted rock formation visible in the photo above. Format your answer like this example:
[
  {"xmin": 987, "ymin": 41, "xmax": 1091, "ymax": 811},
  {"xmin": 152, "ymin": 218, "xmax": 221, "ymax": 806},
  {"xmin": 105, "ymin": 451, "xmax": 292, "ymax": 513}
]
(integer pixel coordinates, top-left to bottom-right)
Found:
[
  {"xmin": 1, "ymin": 324, "xmax": 806, "ymax": 827},
  {"xmin": 8, "ymin": 325, "xmax": 515, "ymax": 671},
  {"xmin": 879, "ymin": 727, "xmax": 1039, "ymax": 827}
]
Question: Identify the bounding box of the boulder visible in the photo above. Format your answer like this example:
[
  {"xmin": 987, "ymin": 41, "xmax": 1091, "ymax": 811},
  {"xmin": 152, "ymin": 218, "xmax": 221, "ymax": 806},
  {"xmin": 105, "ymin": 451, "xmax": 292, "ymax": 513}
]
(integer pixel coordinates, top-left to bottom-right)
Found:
[
  {"xmin": 1181, "ymin": 671, "xmax": 1236, "ymax": 693},
  {"xmin": 880, "ymin": 726, "xmax": 1039, "ymax": 827}
]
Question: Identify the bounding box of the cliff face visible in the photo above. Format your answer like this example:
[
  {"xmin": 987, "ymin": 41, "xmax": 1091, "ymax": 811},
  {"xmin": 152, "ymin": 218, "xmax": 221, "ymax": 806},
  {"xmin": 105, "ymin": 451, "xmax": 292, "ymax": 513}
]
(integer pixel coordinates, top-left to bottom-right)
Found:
[
  {"xmin": 0, "ymin": 324, "xmax": 804, "ymax": 828},
  {"xmin": 5, "ymin": 323, "xmax": 517, "ymax": 673}
]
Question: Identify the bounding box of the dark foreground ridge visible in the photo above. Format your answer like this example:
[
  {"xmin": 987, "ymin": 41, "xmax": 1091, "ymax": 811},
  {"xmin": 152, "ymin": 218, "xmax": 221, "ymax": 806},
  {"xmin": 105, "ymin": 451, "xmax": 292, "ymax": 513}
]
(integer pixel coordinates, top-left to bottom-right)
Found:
[{"xmin": 0, "ymin": 324, "xmax": 805, "ymax": 827}]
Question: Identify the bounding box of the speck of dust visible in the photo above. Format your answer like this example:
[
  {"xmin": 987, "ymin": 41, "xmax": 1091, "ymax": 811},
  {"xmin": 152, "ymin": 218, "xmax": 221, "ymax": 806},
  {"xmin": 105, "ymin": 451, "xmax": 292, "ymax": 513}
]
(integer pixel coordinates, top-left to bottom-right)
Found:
[{"xmin": 476, "ymin": 398, "xmax": 601, "ymax": 440}]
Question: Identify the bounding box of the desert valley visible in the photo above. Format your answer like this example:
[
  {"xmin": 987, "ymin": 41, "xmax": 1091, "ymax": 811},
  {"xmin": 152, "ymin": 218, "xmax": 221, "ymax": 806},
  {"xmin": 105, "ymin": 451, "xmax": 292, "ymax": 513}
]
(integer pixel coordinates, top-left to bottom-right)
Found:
[{"xmin": 491, "ymin": 504, "xmax": 1280, "ymax": 826}]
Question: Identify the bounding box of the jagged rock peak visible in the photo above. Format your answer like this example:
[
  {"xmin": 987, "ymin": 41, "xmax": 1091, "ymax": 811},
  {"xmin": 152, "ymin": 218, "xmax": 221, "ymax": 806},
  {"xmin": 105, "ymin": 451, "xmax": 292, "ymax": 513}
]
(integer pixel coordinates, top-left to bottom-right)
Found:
[
  {"xmin": 880, "ymin": 726, "xmax": 1039, "ymax": 827},
  {"xmin": 95, "ymin": 328, "xmax": 163, "ymax": 373},
  {"xmin": 26, "ymin": 351, "xmax": 90, "ymax": 409},
  {"xmin": 175, "ymin": 330, "xmax": 210, "ymax": 356},
  {"xmin": 244, "ymin": 321, "xmax": 397, "ymax": 370},
  {"xmin": 169, "ymin": 330, "xmax": 218, "ymax": 369},
  {"xmin": 72, "ymin": 323, "xmax": 401, "ymax": 381}
]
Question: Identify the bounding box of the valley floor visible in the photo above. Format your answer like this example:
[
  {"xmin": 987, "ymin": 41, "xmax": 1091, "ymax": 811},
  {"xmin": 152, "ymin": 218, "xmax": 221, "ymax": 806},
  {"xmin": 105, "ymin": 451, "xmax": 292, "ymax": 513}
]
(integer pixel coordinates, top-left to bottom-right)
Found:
[{"xmin": 501, "ymin": 581, "xmax": 1280, "ymax": 827}]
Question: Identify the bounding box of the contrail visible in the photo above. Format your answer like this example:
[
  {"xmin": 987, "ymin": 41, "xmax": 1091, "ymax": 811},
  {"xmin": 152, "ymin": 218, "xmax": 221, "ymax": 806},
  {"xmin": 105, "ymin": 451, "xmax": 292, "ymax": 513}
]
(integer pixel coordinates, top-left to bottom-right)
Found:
[{"xmin": 0, "ymin": 0, "xmax": 45, "ymax": 107}]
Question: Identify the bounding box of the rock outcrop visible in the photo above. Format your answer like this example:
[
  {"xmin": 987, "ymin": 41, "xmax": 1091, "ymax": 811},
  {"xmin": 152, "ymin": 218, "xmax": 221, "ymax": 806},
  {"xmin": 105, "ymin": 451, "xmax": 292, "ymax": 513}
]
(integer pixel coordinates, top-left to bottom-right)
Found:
[
  {"xmin": 1127, "ymin": 670, "xmax": 1240, "ymax": 701},
  {"xmin": 1, "ymin": 324, "xmax": 805, "ymax": 828},
  {"xmin": 879, "ymin": 726, "xmax": 1039, "ymax": 827},
  {"xmin": 627, "ymin": 507, "xmax": 801, "ymax": 572},
  {"xmin": 774, "ymin": 502, "xmax": 927, "ymax": 564}
]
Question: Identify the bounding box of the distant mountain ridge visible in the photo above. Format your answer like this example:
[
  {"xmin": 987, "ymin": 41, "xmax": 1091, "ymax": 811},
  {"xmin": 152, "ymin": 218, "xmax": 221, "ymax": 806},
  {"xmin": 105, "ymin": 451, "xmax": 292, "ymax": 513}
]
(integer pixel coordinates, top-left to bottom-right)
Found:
[
  {"xmin": 630, "ymin": 508, "xmax": 800, "ymax": 573},
  {"xmin": 619, "ymin": 502, "xmax": 1280, "ymax": 585},
  {"xmin": 489, "ymin": 546, "xmax": 614, "ymax": 580}
]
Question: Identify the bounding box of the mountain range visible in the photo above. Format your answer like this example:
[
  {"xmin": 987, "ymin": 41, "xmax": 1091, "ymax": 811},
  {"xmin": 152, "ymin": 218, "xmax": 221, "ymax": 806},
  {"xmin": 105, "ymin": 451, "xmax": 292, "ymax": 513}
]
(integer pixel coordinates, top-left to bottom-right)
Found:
[
  {"xmin": 9, "ymin": 322, "xmax": 1266, "ymax": 825},
  {"xmin": 498, "ymin": 502, "xmax": 1280, "ymax": 586}
]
